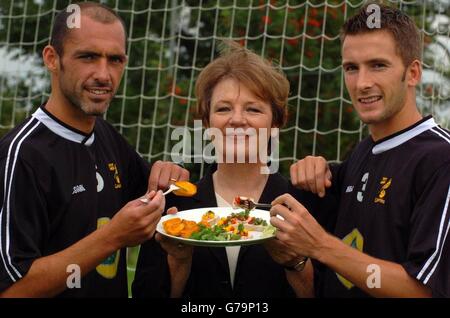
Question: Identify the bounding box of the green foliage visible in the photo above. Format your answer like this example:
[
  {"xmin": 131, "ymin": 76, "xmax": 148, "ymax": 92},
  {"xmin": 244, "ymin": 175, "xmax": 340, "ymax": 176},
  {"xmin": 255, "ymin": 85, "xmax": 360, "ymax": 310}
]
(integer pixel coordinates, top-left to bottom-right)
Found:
[
  {"xmin": 1, "ymin": 0, "xmax": 448, "ymax": 298},
  {"xmin": 1, "ymin": 0, "xmax": 448, "ymax": 181}
]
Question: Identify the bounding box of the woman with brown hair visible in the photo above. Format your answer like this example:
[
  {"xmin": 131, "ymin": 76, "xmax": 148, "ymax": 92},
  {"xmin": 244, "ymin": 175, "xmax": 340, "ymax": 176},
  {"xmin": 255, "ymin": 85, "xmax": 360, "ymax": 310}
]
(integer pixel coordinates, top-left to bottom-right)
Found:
[{"xmin": 132, "ymin": 43, "xmax": 326, "ymax": 298}]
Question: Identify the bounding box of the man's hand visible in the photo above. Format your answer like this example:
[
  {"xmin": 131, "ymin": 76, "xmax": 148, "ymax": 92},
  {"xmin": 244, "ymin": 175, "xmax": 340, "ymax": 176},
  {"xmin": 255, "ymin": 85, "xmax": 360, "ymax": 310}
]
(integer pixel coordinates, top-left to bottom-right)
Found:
[
  {"xmin": 270, "ymin": 194, "xmax": 328, "ymax": 259},
  {"xmin": 0, "ymin": 191, "xmax": 165, "ymax": 298},
  {"xmin": 264, "ymin": 233, "xmax": 315, "ymax": 298},
  {"xmin": 148, "ymin": 161, "xmax": 190, "ymax": 191},
  {"xmin": 263, "ymin": 238, "xmax": 303, "ymax": 267},
  {"xmin": 290, "ymin": 156, "xmax": 332, "ymax": 197},
  {"xmin": 107, "ymin": 190, "xmax": 165, "ymax": 248}
]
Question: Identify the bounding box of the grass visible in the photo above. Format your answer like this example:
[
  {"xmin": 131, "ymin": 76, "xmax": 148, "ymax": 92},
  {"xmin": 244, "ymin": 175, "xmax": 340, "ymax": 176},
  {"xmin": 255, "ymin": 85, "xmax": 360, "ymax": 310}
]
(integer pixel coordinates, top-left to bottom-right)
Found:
[{"xmin": 127, "ymin": 246, "xmax": 140, "ymax": 297}]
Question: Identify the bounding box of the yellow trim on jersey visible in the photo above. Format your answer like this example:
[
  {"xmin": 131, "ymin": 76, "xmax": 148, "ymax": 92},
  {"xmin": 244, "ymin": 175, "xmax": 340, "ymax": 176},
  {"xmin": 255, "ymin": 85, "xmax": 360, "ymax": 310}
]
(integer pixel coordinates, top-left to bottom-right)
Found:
[
  {"xmin": 336, "ymin": 228, "xmax": 364, "ymax": 289},
  {"xmin": 96, "ymin": 217, "xmax": 120, "ymax": 279}
]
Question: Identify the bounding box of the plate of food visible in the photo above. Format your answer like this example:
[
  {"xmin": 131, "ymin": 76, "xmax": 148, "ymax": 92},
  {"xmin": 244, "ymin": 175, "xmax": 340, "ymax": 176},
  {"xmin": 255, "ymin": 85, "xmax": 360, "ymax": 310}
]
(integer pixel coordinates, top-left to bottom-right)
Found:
[{"xmin": 156, "ymin": 207, "xmax": 276, "ymax": 247}]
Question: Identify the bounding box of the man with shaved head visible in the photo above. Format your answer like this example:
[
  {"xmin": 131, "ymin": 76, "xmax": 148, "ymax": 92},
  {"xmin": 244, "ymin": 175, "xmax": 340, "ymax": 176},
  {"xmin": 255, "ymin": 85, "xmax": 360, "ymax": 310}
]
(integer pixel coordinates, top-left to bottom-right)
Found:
[{"xmin": 0, "ymin": 2, "xmax": 188, "ymax": 297}]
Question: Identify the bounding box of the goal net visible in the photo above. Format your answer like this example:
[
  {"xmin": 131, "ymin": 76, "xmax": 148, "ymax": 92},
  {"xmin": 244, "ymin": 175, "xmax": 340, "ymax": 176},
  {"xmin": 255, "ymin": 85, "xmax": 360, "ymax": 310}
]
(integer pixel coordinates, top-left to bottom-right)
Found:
[{"xmin": 1, "ymin": 0, "xmax": 449, "ymax": 179}]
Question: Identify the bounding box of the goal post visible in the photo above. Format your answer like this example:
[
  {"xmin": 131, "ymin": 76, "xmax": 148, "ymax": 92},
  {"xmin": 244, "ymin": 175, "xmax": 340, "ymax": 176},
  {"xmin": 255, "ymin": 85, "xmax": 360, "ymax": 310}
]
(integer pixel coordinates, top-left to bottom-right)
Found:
[{"xmin": 0, "ymin": 0, "xmax": 449, "ymax": 179}]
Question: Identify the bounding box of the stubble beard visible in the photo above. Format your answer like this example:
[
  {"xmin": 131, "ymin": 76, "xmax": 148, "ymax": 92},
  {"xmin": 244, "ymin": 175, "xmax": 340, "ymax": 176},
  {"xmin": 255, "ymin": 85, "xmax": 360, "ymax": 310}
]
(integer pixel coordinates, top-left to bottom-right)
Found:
[
  {"xmin": 66, "ymin": 92, "xmax": 110, "ymax": 117},
  {"xmin": 59, "ymin": 77, "xmax": 113, "ymax": 117},
  {"xmin": 357, "ymin": 71, "xmax": 408, "ymax": 126}
]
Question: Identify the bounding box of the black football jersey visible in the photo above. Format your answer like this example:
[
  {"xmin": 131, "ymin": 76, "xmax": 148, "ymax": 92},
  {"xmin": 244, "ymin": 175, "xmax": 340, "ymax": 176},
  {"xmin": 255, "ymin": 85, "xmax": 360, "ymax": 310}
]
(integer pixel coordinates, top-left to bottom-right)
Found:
[
  {"xmin": 0, "ymin": 105, "xmax": 149, "ymax": 297},
  {"xmin": 321, "ymin": 116, "xmax": 450, "ymax": 297}
]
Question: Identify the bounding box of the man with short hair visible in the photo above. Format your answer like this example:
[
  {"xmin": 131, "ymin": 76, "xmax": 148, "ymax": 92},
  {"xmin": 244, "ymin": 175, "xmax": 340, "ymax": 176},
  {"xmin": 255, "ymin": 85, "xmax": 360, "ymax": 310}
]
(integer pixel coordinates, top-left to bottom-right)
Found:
[
  {"xmin": 273, "ymin": 4, "xmax": 450, "ymax": 297},
  {"xmin": 0, "ymin": 2, "xmax": 188, "ymax": 297}
]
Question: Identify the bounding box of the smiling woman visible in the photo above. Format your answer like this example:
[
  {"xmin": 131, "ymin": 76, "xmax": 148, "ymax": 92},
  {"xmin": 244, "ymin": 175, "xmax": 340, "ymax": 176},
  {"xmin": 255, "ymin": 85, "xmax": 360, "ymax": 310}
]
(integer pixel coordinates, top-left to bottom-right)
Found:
[{"xmin": 132, "ymin": 42, "xmax": 327, "ymax": 298}]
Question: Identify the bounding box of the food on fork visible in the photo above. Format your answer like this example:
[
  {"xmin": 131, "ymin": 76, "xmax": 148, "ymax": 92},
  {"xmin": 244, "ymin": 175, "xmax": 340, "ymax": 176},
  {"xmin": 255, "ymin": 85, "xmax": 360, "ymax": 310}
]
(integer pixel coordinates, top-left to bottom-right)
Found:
[
  {"xmin": 172, "ymin": 181, "xmax": 197, "ymax": 197},
  {"xmin": 233, "ymin": 196, "xmax": 272, "ymax": 210},
  {"xmin": 233, "ymin": 196, "xmax": 254, "ymax": 209}
]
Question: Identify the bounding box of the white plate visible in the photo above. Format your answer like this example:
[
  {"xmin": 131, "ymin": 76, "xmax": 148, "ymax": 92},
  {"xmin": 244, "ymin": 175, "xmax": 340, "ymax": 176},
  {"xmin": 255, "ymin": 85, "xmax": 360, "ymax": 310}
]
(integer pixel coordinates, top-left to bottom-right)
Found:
[{"xmin": 156, "ymin": 207, "xmax": 276, "ymax": 247}]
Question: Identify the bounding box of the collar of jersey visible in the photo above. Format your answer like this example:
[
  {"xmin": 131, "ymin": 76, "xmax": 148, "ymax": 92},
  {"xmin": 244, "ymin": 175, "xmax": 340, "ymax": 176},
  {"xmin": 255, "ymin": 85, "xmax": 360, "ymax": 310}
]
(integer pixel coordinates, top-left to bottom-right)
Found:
[
  {"xmin": 372, "ymin": 116, "xmax": 437, "ymax": 155},
  {"xmin": 32, "ymin": 106, "xmax": 95, "ymax": 146}
]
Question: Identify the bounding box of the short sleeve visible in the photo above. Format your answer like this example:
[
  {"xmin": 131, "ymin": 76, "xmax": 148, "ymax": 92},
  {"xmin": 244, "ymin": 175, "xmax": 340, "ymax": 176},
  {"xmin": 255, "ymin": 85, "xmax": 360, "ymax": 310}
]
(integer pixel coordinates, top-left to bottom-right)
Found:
[
  {"xmin": 0, "ymin": 156, "xmax": 49, "ymax": 292},
  {"xmin": 329, "ymin": 161, "xmax": 347, "ymax": 196},
  {"xmin": 402, "ymin": 162, "xmax": 450, "ymax": 297}
]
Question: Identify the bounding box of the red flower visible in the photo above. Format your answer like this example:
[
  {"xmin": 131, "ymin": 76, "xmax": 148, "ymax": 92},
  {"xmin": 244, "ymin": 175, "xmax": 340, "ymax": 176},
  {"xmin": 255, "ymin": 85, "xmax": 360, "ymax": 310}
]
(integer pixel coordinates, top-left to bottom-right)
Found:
[
  {"xmin": 174, "ymin": 85, "xmax": 182, "ymax": 95},
  {"xmin": 287, "ymin": 38, "xmax": 299, "ymax": 47},
  {"xmin": 305, "ymin": 50, "xmax": 314, "ymax": 58},
  {"xmin": 261, "ymin": 15, "xmax": 272, "ymax": 25},
  {"xmin": 298, "ymin": 18, "xmax": 304, "ymax": 29},
  {"xmin": 307, "ymin": 18, "xmax": 321, "ymax": 28},
  {"xmin": 290, "ymin": 18, "xmax": 300, "ymax": 32},
  {"xmin": 346, "ymin": 106, "xmax": 354, "ymax": 113},
  {"xmin": 328, "ymin": 7, "xmax": 338, "ymax": 20},
  {"xmin": 167, "ymin": 82, "xmax": 182, "ymax": 96},
  {"xmin": 179, "ymin": 98, "xmax": 188, "ymax": 105}
]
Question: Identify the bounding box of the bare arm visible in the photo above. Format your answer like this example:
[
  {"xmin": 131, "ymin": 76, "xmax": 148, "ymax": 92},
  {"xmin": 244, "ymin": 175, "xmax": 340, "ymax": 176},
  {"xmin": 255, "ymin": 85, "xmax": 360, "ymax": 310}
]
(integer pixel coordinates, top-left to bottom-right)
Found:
[
  {"xmin": 315, "ymin": 235, "xmax": 431, "ymax": 297},
  {"xmin": 285, "ymin": 259, "xmax": 314, "ymax": 298},
  {"xmin": 155, "ymin": 232, "xmax": 193, "ymax": 298},
  {"xmin": 0, "ymin": 192, "xmax": 164, "ymax": 298},
  {"xmin": 0, "ymin": 225, "xmax": 119, "ymax": 297},
  {"xmin": 151, "ymin": 207, "xmax": 193, "ymax": 298},
  {"xmin": 167, "ymin": 254, "xmax": 192, "ymax": 298},
  {"xmin": 270, "ymin": 194, "xmax": 431, "ymax": 298},
  {"xmin": 263, "ymin": 238, "xmax": 314, "ymax": 297}
]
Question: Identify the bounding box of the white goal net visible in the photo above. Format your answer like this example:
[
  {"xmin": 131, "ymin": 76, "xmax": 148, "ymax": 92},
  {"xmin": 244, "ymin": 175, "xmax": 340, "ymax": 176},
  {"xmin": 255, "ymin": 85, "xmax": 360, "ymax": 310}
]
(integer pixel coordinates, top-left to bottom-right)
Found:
[{"xmin": 1, "ymin": 0, "xmax": 449, "ymax": 178}]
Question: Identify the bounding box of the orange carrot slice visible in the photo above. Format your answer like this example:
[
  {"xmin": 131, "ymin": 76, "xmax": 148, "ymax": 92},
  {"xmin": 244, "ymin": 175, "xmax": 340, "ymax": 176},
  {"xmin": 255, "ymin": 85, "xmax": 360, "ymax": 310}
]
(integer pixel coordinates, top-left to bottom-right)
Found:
[{"xmin": 173, "ymin": 181, "xmax": 197, "ymax": 197}]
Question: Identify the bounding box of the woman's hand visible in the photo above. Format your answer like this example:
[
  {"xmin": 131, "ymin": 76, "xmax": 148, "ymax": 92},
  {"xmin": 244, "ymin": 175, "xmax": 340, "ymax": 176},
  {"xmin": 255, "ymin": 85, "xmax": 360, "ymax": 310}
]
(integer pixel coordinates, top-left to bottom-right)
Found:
[
  {"xmin": 155, "ymin": 234, "xmax": 193, "ymax": 263},
  {"xmin": 156, "ymin": 207, "xmax": 193, "ymax": 264}
]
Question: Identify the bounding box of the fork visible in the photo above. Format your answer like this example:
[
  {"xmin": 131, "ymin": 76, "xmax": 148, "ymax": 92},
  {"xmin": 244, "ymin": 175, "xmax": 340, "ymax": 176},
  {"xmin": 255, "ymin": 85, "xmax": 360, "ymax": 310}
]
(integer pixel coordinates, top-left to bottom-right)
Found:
[
  {"xmin": 139, "ymin": 184, "xmax": 181, "ymax": 203},
  {"xmin": 233, "ymin": 196, "xmax": 272, "ymax": 210}
]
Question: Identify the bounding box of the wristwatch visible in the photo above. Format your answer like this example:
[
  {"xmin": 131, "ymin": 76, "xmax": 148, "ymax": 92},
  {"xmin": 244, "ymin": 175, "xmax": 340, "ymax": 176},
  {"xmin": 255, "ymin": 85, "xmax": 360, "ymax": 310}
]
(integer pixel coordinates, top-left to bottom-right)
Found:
[{"xmin": 284, "ymin": 257, "xmax": 309, "ymax": 272}]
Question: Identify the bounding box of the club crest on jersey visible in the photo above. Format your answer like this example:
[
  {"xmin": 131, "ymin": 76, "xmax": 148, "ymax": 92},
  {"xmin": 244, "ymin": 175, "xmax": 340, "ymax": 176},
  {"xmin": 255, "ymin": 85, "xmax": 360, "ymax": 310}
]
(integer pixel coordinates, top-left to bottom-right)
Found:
[
  {"xmin": 108, "ymin": 163, "xmax": 122, "ymax": 189},
  {"xmin": 374, "ymin": 177, "xmax": 392, "ymax": 204}
]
